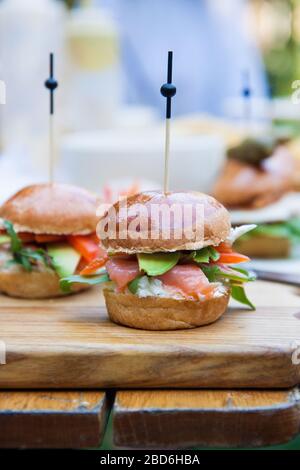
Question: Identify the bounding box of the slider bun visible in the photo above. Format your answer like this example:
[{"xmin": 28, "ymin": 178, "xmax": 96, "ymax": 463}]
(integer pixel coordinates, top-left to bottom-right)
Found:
[
  {"xmin": 0, "ymin": 267, "xmax": 88, "ymax": 299},
  {"xmin": 100, "ymin": 191, "xmax": 230, "ymax": 253},
  {"xmin": 104, "ymin": 288, "xmax": 230, "ymax": 330},
  {"xmin": 234, "ymin": 235, "xmax": 291, "ymax": 259},
  {"xmin": 0, "ymin": 183, "xmax": 99, "ymax": 235}
]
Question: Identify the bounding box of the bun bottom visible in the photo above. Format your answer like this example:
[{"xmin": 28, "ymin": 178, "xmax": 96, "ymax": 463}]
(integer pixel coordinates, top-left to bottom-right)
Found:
[
  {"xmin": 0, "ymin": 270, "xmax": 88, "ymax": 299},
  {"xmin": 104, "ymin": 288, "xmax": 230, "ymax": 330},
  {"xmin": 234, "ymin": 235, "xmax": 291, "ymax": 258}
]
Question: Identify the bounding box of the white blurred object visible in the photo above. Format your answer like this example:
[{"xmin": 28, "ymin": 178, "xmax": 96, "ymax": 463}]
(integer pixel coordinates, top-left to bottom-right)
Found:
[
  {"xmin": 114, "ymin": 106, "xmax": 158, "ymax": 130},
  {"xmin": 0, "ymin": 153, "xmax": 43, "ymax": 204},
  {"xmin": 173, "ymin": 113, "xmax": 247, "ymax": 148},
  {"xmin": 59, "ymin": 127, "xmax": 225, "ymax": 194},
  {"xmin": 272, "ymin": 97, "xmax": 300, "ymax": 120},
  {"xmin": 0, "ymin": 0, "xmax": 65, "ymax": 160},
  {"xmin": 65, "ymin": 1, "xmax": 121, "ymax": 130},
  {"xmin": 224, "ymin": 96, "xmax": 300, "ymax": 122},
  {"xmin": 223, "ymin": 96, "xmax": 272, "ymax": 121},
  {"xmin": 246, "ymin": 257, "xmax": 300, "ymax": 275},
  {"xmin": 230, "ymin": 193, "xmax": 300, "ymax": 225}
]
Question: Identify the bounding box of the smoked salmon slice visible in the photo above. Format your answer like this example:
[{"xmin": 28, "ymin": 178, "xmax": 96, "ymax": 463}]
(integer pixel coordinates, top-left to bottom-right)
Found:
[
  {"xmin": 158, "ymin": 264, "xmax": 212, "ymax": 299},
  {"xmin": 106, "ymin": 258, "xmax": 140, "ymax": 290},
  {"xmin": 106, "ymin": 258, "xmax": 215, "ymax": 299}
]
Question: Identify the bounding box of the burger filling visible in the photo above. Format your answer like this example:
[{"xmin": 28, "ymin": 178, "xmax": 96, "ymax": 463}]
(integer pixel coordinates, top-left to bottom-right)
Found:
[
  {"xmin": 60, "ymin": 225, "xmax": 256, "ymax": 309},
  {"xmin": 0, "ymin": 220, "xmax": 102, "ymax": 278}
]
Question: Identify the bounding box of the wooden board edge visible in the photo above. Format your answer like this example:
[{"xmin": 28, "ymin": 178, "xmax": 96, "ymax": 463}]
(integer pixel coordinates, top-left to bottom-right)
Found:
[
  {"xmin": 1, "ymin": 346, "xmax": 300, "ymax": 389},
  {"xmin": 0, "ymin": 390, "xmax": 112, "ymax": 449},
  {"xmin": 112, "ymin": 389, "xmax": 300, "ymax": 449}
]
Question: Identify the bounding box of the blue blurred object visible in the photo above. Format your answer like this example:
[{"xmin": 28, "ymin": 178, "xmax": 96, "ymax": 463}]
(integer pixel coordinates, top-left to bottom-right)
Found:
[{"xmin": 100, "ymin": 0, "xmax": 268, "ymax": 117}]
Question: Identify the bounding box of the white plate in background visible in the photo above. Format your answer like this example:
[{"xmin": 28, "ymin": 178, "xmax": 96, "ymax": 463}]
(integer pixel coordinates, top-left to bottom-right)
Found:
[{"xmin": 59, "ymin": 128, "xmax": 225, "ymax": 194}]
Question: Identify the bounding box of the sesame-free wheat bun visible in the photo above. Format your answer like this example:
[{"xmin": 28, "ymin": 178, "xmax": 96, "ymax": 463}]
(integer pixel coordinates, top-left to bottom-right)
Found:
[
  {"xmin": 99, "ymin": 191, "xmax": 231, "ymax": 254},
  {"xmin": 234, "ymin": 234, "xmax": 291, "ymax": 258},
  {"xmin": 99, "ymin": 190, "xmax": 233, "ymax": 330},
  {"xmin": 0, "ymin": 261, "xmax": 87, "ymax": 299},
  {"xmin": 0, "ymin": 183, "xmax": 99, "ymax": 235},
  {"xmin": 104, "ymin": 288, "xmax": 230, "ymax": 330},
  {"xmin": 0, "ymin": 183, "xmax": 99, "ymax": 299}
]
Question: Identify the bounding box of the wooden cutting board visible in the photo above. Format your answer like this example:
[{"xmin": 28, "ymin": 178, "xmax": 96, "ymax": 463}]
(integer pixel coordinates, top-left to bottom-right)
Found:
[{"xmin": 0, "ymin": 280, "xmax": 299, "ymax": 389}]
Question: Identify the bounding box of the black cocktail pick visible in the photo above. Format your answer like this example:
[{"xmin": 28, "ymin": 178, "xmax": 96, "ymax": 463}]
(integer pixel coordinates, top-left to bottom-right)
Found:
[
  {"xmin": 160, "ymin": 51, "xmax": 176, "ymax": 193},
  {"xmin": 44, "ymin": 53, "xmax": 58, "ymax": 183}
]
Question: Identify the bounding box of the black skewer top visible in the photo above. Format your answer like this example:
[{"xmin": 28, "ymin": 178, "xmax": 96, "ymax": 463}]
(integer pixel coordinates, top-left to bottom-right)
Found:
[
  {"xmin": 160, "ymin": 51, "xmax": 176, "ymax": 119},
  {"xmin": 242, "ymin": 69, "xmax": 251, "ymax": 99},
  {"xmin": 45, "ymin": 53, "xmax": 58, "ymax": 115}
]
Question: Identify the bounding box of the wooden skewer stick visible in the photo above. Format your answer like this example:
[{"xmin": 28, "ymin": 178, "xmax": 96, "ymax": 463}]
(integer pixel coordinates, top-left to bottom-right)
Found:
[
  {"xmin": 160, "ymin": 51, "xmax": 176, "ymax": 194},
  {"xmin": 164, "ymin": 118, "xmax": 171, "ymax": 193},
  {"xmin": 49, "ymin": 113, "xmax": 54, "ymax": 184},
  {"xmin": 44, "ymin": 53, "xmax": 58, "ymax": 184}
]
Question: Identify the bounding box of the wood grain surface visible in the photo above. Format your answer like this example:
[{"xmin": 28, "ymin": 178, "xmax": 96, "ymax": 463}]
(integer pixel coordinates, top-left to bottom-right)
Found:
[
  {"xmin": 0, "ymin": 391, "xmax": 109, "ymax": 448},
  {"xmin": 113, "ymin": 389, "xmax": 300, "ymax": 449},
  {"xmin": 0, "ymin": 281, "xmax": 299, "ymax": 389}
]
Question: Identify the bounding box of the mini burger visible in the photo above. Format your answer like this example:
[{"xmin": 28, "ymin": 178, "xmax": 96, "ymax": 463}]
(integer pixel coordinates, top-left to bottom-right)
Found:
[
  {"xmin": 62, "ymin": 191, "xmax": 255, "ymax": 330},
  {"xmin": 0, "ymin": 183, "xmax": 102, "ymax": 298},
  {"xmin": 213, "ymin": 138, "xmax": 300, "ymax": 258}
]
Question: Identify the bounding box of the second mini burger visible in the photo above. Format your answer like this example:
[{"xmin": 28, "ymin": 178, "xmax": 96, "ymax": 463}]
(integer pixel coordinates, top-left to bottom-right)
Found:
[{"xmin": 0, "ymin": 183, "xmax": 101, "ymax": 298}]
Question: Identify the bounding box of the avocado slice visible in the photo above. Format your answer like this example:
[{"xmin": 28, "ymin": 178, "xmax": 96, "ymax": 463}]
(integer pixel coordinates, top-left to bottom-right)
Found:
[
  {"xmin": 47, "ymin": 243, "xmax": 81, "ymax": 278},
  {"xmin": 0, "ymin": 235, "xmax": 10, "ymax": 245}
]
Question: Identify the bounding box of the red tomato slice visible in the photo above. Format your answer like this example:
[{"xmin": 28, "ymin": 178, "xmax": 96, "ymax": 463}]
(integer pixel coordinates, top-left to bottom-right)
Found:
[
  {"xmin": 18, "ymin": 233, "xmax": 36, "ymax": 243},
  {"xmin": 89, "ymin": 233, "xmax": 100, "ymax": 244},
  {"xmin": 217, "ymin": 252, "xmax": 250, "ymax": 264},
  {"xmin": 67, "ymin": 235, "xmax": 100, "ymax": 263},
  {"xmin": 35, "ymin": 234, "xmax": 65, "ymax": 244}
]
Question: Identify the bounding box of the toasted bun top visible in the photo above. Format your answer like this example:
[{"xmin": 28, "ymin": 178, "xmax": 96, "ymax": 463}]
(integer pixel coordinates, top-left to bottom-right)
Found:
[
  {"xmin": 0, "ymin": 183, "xmax": 99, "ymax": 235},
  {"xmin": 99, "ymin": 191, "xmax": 230, "ymax": 253}
]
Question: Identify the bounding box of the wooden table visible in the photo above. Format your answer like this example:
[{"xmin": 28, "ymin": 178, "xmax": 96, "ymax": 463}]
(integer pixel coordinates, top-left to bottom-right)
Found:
[{"xmin": 0, "ymin": 280, "xmax": 300, "ymax": 449}]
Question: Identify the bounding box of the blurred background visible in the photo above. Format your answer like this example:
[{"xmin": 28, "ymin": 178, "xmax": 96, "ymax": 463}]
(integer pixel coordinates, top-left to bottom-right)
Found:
[{"xmin": 0, "ymin": 0, "xmax": 300, "ymax": 199}]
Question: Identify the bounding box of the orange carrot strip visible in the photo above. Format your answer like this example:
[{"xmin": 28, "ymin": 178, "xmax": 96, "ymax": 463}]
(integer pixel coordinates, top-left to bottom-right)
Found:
[
  {"xmin": 215, "ymin": 242, "xmax": 233, "ymax": 253},
  {"xmin": 80, "ymin": 257, "xmax": 107, "ymax": 275},
  {"xmin": 217, "ymin": 252, "xmax": 250, "ymax": 264}
]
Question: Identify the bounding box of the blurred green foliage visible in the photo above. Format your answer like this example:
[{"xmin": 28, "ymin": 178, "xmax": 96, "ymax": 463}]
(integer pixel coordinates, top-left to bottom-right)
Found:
[{"xmin": 262, "ymin": 0, "xmax": 300, "ymax": 96}]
